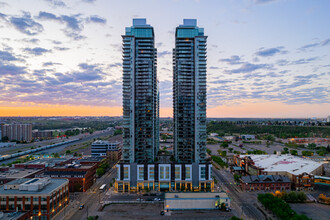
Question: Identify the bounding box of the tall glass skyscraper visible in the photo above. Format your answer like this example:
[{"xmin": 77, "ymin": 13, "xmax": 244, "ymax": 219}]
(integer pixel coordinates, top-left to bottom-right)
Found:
[
  {"xmin": 173, "ymin": 19, "xmax": 207, "ymax": 163},
  {"xmin": 117, "ymin": 19, "xmax": 213, "ymax": 193},
  {"xmin": 122, "ymin": 18, "xmax": 159, "ymax": 164}
]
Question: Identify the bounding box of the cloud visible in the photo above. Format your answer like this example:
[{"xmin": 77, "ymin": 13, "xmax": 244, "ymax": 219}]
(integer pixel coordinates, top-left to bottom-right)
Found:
[
  {"xmin": 0, "ymin": 50, "xmax": 19, "ymax": 61},
  {"xmin": 298, "ymin": 38, "xmax": 330, "ymax": 51},
  {"xmin": 9, "ymin": 12, "xmax": 44, "ymax": 35},
  {"xmin": 21, "ymin": 38, "xmax": 40, "ymax": 44},
  {"xmin": 225, "ymin": 62, "xmax": 273, "ymax": 74},
  {"xmin": 294, "ymin": 74, "xmax": 320, "ymax": 80},
  {"xmin": 219, "ymin": 55, "xmax": 243, "ymax": 65},
  {"xmin": 0, "ymin": 62, "xmax": 26, "ymax": 75},
  {"xmin": 320, "ymin": 38, "xmax": 330, "ymax": 46},
  {"xmin": 108, "ymin": 63, "xmax": 122, "ymax": 68},
  {"xmin": 0, "ymin": 62, "xmax": 122, "ymax": 107},
  {"xmin": 81, "ymin": 0, "xmax": 96, "ymax": 3},
  {"xmin": 78, "ymin": 63, "xmax": 96, "ymax": 70},
  {"xmin": 291, "ymin": 57, "xmax": 319, "ymax": 65},
  {"xmin": 253, "ymin": 0, "xmax": 279, "ymax": 4},
  {"xmin": 43, "ymin": 62, "xmax": 61, "ymax": 66},
  {"xmin": 37, "ymin": 11, "xmax": 85, "ymax": 40},
  {"xmin": 0, "ymin": 2, "xmax": 9, "ymax": 8},
  {"xmin": 37, "ymin": 11, "xmax": 60, "ymax": 21},
  {"xmin": 44, "ymin": 0, "xmax": 67, "ymax": 8},
  {"xmin": 87, "ymin": 15, "xmax": 106, "ymax": 24},
  {"xmin": 158, "ymin": 50, "xmax": 171, "ymax": 57},
  {"xmin": 255, "ymin": 46, "xmax": 287, "ymax": 57},
  {"xmin": 54, "ymin": 46, "xmax": 69, "ymax": 51},
  {"xmin": 24, "ymin": 47, "xmax": 51, "ymax": 55}
]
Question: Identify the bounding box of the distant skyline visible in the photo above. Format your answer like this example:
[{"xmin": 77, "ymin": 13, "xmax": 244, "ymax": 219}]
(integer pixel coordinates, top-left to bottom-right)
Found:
[{"xmin": 0, "ymin": 0, "xmax": 329, "ymax": 118}]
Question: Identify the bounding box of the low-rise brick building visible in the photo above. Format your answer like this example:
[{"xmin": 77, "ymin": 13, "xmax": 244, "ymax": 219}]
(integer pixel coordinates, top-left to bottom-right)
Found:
[
  {"xmin": 41, "ymin": 164, "xmax": 97, "ymax": 192},
  {"xmin": 240, "ymin": 175, "xmax": 291, "ymax": 191},
  {"xmin": 0, "ymin": 178, "xmax": 69, "ymax": 220}
]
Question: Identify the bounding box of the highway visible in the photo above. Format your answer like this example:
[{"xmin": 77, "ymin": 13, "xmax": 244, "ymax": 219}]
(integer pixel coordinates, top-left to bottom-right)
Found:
[
  {"xmin": 212, "ymin": 167, "xmax": 266, "ymax": 220},
  {"xmin": 1, "ymin": 130, "xmax": 113, "ymax": 165}
]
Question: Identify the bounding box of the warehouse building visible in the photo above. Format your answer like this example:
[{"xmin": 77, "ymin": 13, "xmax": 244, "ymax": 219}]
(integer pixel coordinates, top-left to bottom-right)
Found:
[
  {"xmin": 234, "ymin": 155, "xmax": 323, "ymax": 190},
  {"xmin": 0, "ymin": 178, "xmax": 69, "ymax": 220}
]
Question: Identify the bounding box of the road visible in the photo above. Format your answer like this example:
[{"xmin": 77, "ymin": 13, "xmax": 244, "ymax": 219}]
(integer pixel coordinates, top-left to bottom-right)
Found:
[
  {"xmin": 1, "ymin": 130, "xmax": 113, "ymax": 165},
  {"xmin": 212, "ymin": 167, "xmax": 266, "ymax": 220},
  {"xmin": 55, "ymin": 167, "xmax": 117, "ymax": 220}
]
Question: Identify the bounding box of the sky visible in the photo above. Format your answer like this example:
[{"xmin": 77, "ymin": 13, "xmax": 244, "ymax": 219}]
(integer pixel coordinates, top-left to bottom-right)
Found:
[{"xmin": 0, "ymin": 0, "xmax": 329, "ymax": 118}]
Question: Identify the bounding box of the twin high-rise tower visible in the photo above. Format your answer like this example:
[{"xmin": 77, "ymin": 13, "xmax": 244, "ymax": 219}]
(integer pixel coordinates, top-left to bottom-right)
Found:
[
  {"xmin": 117, "ymin": 19, "xmax": 212, "ymax": 192},
  {"xmin": 122, "ymin": 19, "xmax": 159, "ymax": 164}
]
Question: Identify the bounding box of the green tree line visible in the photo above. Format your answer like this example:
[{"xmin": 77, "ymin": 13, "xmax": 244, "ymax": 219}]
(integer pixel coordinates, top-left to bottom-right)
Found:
[{"xmin": 207, "ymin": 121, "xmax": 330, "ymax": 138}]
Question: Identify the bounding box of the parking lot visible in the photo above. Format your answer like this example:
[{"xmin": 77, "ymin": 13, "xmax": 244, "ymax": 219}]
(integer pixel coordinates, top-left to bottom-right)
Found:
[{"xmin": 100, "ymin": 203, "xmax": 234, "ymax": 220}]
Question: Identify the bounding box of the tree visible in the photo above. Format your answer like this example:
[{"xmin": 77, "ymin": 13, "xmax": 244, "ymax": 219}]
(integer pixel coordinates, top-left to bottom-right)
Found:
[
  {"xmin": 273, "ymin": 150, "xmax": 277, "ymax": 154},
  {"xmin": 220, "ymin": 202, "xmax": 226, "ymax": 210},
  {"xmin": 220, "ymin": 150, "xmax": 227, "ymax": 157},
  {"xmin": 288, "ymin": 191, "xmax": 298, "ymax": 202},
  {"xmin": 96, "ymin": 168, "xmax": 105, "ymax": 176},
  {"xmin": 307, "ymin": 143, "xmax": 316, "ymax": 150},
  {"xmin": 52, "ymin": 153, "xmax": 60, "ymax": 158},
  {"xmin": 228, "ymin": 147, "xmax": 233, "ymax": 153},
  {"xmin": 297, "ymin": 192, "xmax": 307, "ymax": 202},
  {"xmin": 1, "ymin": 136, "xmax": 9, "ymax": 142},
  {"xmin": 233, "ymin": 174, "xmax": 241, "ymax": 182},
  {"xmin": 290, "ymin": 150, "xmax": 298, "ymax": 156},
  {"xmin": 221, "ymin": 142, "xmax": 229, "ymax": 148},
  {"xmin": 66, "ymin": 150, "xmax": 71, "ymax": 154},
  {"xmin": 206, "ymin": 148, "xmax": 212, "ymax": 155},
  {"xmin": 114, "ymin": 129, "xmax": 122, "ymax": 135}
]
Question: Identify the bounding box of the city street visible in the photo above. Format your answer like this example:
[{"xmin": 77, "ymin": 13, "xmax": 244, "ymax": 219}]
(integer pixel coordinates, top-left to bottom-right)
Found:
[
  {"xmin": 54, "ymin": 167, "xmax": 117, "ymax": 220},
  {"xmin": 212, "ymin": 167, "xmax": 267, "ymax": 220}
]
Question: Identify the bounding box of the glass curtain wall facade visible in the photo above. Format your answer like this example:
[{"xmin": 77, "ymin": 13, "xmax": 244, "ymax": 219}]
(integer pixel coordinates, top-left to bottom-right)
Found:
[
  {"xmin": 122, "ymin": 19, "xmax": 159, "ymax": 163},
  {"xmin": 173, "ymin": 19, "xmax": 207, "ymax": 163}
]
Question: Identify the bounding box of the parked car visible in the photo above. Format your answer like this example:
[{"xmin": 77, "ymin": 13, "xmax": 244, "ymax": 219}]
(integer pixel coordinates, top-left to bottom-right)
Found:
[{"xmin": 79, "ymin": 204, "xmax": 84, "ymax": 210}]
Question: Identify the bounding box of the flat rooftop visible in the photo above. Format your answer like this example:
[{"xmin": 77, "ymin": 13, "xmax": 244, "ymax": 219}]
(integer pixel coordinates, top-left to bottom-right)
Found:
[
  {"xmin": 239, "ymin": 155, "xmax": 322, "ymax": 175},
  {"xmin": 0, "ymin": 169, "xmax": 42, "ymax": 179},
  {"xmin": 0, "ymin": 212, "xmax": 28, "ymax": 220},
  {"xmin": 25, "ymin": 157, "xmax": 70, "ymax": 166},
  {"xmin": 50, "ymin": 164, "xmax": 94, "ymax": 169},
  {"xmin": 165, "ymin": 192, "xmax": 229, "ymax": 199},
  {"xmin": 78, "ymin": 156, "xmax": 105, "ymax": 163},
  {"xmin": 0, "ymin": 178, "xmax": 68, "ymax": 195}
]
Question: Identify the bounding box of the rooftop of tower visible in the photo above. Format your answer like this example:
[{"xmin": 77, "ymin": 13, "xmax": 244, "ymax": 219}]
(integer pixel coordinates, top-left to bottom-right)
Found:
[
  {"xmin": 132, "ymin": 18, "xmax": 151, "ymax": 27},
  {"xmin": 176, "ymin": 19, "xmax": 204, "ymax": 37},
  {"xmin": 180, "ymin": 19, "xmax": 197, "ymax": 27},
  {"xmin": 124, "ymin": 18, "xmax": 154, "ymax": 37}
]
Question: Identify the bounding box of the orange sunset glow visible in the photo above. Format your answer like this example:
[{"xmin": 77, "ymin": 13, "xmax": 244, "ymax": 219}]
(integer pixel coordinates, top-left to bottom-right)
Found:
[{"xmin": 1, "ymin": 102, "xmax": 329, "ymax": 118}]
